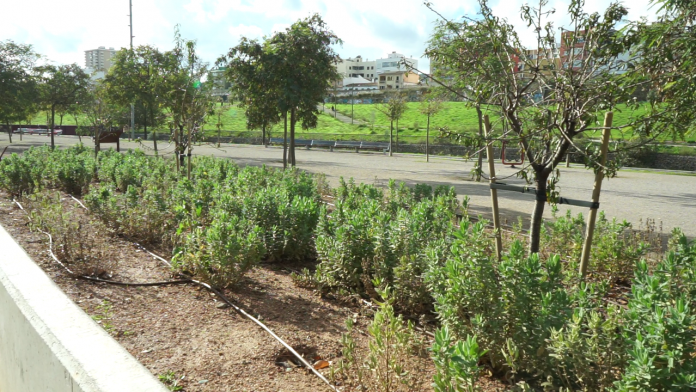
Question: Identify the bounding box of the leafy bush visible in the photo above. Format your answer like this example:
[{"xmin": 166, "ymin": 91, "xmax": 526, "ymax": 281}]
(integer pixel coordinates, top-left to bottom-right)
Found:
[
  {"xmin": 429, "ymin": 223, "xmax": 696, "ymax": 390},
  {"xmin": 173, "ymin": 210, "xmax": 265, "ymax": 288},
  {"xmin": 613, "ymin": 235, "xmax": 696, "ymax": 391},
  {"xmin": 0, "ymin": 153, "xmax": 37, "ymax": 196},
  {"xmin": 49, "ymin": 147, "xmax": 96, "ymax": 196},
  {"xmin": 316, "ymin": 180, "xmax": 459, "ymax": 313},
  {"xmin": 331, "ymin": 288, "xmax": 428, "ymax": 392},
  {"xmin": 431, "ymin": 328, "xmax": 486, "ymax": 392}
]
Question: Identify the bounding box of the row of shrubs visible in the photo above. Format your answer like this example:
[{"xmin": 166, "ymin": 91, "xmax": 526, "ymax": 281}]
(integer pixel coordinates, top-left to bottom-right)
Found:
[{"xmin": 1, "ymin": 145, "xmax": 694, "ymax": 390}]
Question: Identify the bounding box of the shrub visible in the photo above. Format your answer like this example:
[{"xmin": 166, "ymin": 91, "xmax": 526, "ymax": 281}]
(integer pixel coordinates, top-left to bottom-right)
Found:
[
  {"xmin": 431, "ymin": 328, "xmax": 486, "ymax": 392},
  {"xmin": 613, "ymin": 235, "xmax": 696, "ymax": 391},
  {"xmin": 26, "ymin": 191, "xmax": 113, "ymax": 276},
  {"xmin": 316, "ymin": 181, "xmax": 459, "ymax": 313},
  {"xmin": 0, "ymin": 153, "xmax": 36, "ymax": 196},
  {"xmin": 172, "ymin": 210, "xmax": 265, "ymax": 288},
  {"xmin": 331, "ymin": 288, "xmax": 428, "ymax": 392}
]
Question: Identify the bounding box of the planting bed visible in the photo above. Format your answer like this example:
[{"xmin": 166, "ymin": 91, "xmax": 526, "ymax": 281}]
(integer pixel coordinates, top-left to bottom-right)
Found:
[
  {"xmin": 2, "ymin": 146, "xmax": 694, "ymax": 392},
  {"xmin": 0, "ymin": 192, "xmax": 433, "ymax": 391}
]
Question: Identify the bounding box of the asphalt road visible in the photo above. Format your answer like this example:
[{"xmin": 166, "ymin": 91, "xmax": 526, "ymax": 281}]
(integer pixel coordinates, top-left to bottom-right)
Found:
[{"xmin": 2, "ymin": 134, "xmax": 694, "ymax": 238}]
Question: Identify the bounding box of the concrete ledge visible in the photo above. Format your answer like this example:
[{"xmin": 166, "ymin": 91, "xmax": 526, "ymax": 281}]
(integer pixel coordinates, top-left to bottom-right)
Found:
[{"xmin": 0, "ymin": 223, "xmax": 168, "ymax": 392}]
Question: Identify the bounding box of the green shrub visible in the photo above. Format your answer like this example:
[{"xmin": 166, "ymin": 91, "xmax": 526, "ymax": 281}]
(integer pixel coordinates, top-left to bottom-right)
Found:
[
  {"xmin": 0, "ymin": 153, "xmax": 36, "ymax": 196},
  {"xmin": 431, "ymin": 328, "xmax": 486, "ymax": 392},
  {"xmin": 316, "ymin": 181, "xmax": 459, "ymax": 313},
  {"xmin": 172, "ymin": 210, "xmax": 265, "ymax": 288},
  {"xmin": 50, "ymin": 147, "xmax": 96, "ymax": 196},
  {"xmin": 613, "ymin": 235, "xmax": 696, "ymax": 391}
]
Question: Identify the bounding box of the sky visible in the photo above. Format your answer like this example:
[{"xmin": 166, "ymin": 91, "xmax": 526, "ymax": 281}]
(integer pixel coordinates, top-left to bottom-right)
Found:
[{"xmin": 0, "ymin": 0, "xmax": 657, "ymax": 72}]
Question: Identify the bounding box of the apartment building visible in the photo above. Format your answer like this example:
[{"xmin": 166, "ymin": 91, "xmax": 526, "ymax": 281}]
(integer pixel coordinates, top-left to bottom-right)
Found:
[
  {"xmin": 335, "ymin": 55, "xmax": 378, "ymax": 81},
  {"xmin": 84, "ymin": 46, "xmax": 117, "ymax": 72},
  {"xmin": 378, "ymin": 71, "xmax": 419, "ymax": 90},
  {"xmin": 375, "ymin": 52, "xmax": 418, "ymax": 75}
]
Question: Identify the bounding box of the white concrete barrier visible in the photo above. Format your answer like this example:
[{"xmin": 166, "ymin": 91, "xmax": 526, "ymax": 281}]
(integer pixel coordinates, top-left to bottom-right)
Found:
[{"xmin": 0, "ymin": 223, "xmax": 168, "ymax": 392}]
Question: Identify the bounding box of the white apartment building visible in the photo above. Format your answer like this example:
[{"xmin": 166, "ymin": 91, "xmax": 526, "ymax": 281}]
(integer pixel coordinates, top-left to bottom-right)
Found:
[
  {"xmin": 375, "ymin": 52, "xmax": 418, "ymax": 76},
  {"xmin": 84, "ymin": 46, "xmax": 117, "ymax": 72},
  {"xmin": 335, "ymin": 55, "xmax": 378, "ymax": 81}
]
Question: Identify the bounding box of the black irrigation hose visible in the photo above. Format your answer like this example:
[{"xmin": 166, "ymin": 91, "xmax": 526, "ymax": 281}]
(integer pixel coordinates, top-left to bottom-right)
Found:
[{"xmin": 63, "ymin": 195, "xmax": 339, "ymax": 391}]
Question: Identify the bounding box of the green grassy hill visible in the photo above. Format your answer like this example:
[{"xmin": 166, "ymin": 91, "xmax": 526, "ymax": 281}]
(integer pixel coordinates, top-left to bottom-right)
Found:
[{"xmin": 24, "ymin": 102, "xmax": 694, "ymax": 143}]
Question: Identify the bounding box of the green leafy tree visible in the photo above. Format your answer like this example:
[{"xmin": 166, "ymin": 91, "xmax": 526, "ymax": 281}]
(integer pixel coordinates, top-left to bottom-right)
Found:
[
  {"xmin": 377, "ymin": 92, "xmax": 407, "ymax": 157},
  {"xmin": 159, "ymin": 27, "xmax": 213, "ymax": 176},
  {"xmin": 222, "ymin": 14, "xmax": 341, "ymax": 168},
  {"xmin": 35, "ymin": 64, "xmax": 91, "ymax": 149},
  {"xmin": 0, "ymin": 40, "xmax": 40, "ymax": 143},
  {"xmin": 424, "ymin": 0, "xmax": 679, "ymax": 253},
  {"xmin": 104, "ymin": 45, "xmax": 167, "ymax": 142},
  {"xmin": 634, "ymin": 0, "xmax": 696, "ymax": 138},
  {"xmin": 220, "ymin": 36, "xmax": 283, "ymax": 159}
]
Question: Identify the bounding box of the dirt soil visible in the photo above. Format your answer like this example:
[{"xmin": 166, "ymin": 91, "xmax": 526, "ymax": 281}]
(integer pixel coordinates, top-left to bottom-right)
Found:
[{"xmin": 0, "ymin": 192, "xmax": 450, "ymax": 392}]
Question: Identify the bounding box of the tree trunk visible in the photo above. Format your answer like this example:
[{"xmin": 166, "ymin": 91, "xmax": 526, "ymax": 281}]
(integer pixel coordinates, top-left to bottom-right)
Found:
[
  {"xmin": 50, "ymin": 107, "xmax": 56, "ymax": 150},
  {"xmin": 290, "ymin": 107, "xmax": 296, "ymax": 167},
  {"xmin": 426, "ymin": 114, "xmax": 430, "ymax": 162},
  {"xmin": 6, "ymin": 122, "xmax": 12, "ymax": 143},
  {"xmin": 149, "ymin": 103, "xmax": 157, "ymax": 154},
  {"xmin": 389, "ymin": 120, "xmax": 393, "ymax": 157},
  {"xmin": 529, "ymin": 170, "xmax": 550, "ymax": 254},
  {"xmin": 283, "ymin": 111, "xmax": 288, "ymax": 169},
  {"xmin": 262, "ymin": 124, "xmax": 266, "ymax": 147},
  {"xmin": 476, "ymin": 105, "xmax": 484, "ymax": 182},
  {"xmin": 395, "ymin": 118, "xmax": 399, "ymax": 153}
]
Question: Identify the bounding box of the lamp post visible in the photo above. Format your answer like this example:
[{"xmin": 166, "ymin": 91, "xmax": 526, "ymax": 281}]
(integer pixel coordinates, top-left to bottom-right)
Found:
[{"xmin": 351, "ymin": 89, "xmax": 354, "ymax": 124}]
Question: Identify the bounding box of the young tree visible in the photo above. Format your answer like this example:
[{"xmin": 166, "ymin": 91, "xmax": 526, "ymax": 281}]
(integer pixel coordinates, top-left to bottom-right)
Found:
[
  {"xmin": 377, "ymin": 92, "xmax": 407, "ymax": 157},
  {"xmin": 0, "ymin": 40, "xmax": 39, "ymax": 143},
  {"xmin": 35, "ymin": 64, "xmax": 91, "ymax": 149},
  {"xmin": 419, "ymin": 95, "xmax": 443, "ymax": 162},
  {"xmin": 104, "ymin": 46, "xmax": 166, "ymax": 143},
  {"xmin": 160, "ymin": 27, "xmax": 213, "ymax": 175},
  {"xmin": 83, "ymin": 82, "xmax": 128, "ymax": 155},
  {"xmin": 424, "ymin": 0, "xmax": 678, "ymax": 254}
]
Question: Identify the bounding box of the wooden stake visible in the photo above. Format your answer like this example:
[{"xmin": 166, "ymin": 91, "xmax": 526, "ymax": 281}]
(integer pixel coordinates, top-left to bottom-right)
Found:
[
  {"xmin": 579, "ymin": 112, "xmax": 613, "ymax": 278},
  {"xmin": 483, "ymin": 115, "xmax": 502, "ymax": 261}
]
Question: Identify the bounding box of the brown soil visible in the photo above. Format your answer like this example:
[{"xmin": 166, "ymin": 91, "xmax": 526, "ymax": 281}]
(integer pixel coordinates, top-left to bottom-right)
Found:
[{"xmin": 2, "ymin": 192, "xmax": 487, "ymax": 392}]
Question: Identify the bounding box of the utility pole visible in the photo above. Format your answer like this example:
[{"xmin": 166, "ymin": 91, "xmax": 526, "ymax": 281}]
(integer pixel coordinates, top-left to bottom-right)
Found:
[
  {"xmin": 129, "ymin": 0, "xmax": 135, "ymax": 141},
  {"xmin": 351, "ymin": 89, "xmax": 354, "ymax": 124}
]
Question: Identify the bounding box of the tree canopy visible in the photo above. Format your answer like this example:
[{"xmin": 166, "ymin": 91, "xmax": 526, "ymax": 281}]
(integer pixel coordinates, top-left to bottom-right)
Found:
[
  {"xmin": 0, "ymin": 40, "xmax": 40, "ymax": 142},
  {"xmin": 221, "ymin": 13, "xmax": 341, "ymax": 167}
]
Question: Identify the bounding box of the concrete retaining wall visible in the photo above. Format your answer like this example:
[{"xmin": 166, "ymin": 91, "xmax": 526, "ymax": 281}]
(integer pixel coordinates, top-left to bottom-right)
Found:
[{"xmin": 0, "ymin": 223, "xmax": 168, "ymax": 392}]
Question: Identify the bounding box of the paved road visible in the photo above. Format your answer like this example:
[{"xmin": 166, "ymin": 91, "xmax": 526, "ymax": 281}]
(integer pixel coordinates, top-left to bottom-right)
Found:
[{"xmin": 2, "ymin": 134, "xmax": 694, "ymax": 238}]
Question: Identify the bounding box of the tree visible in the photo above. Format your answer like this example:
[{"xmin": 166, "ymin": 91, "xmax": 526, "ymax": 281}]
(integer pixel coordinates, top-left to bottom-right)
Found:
[
  {"xmin": 222, "ymin": 14, "xmax": 341, "ymax": 168},
  {"xmin": 269, "ymin": 14, "xmax": 342, "ymax": 166},
  {"xmin": 221, "ymin": 36, "xmax": 283, "ymax": 162},
  {"xmin": 376, "ymin": 92, "xmax": 407, "ymax": 157},
  {"xmin": 36, "ymin": 64, "xmax": 91, "ymax": 149},
  {"xmin": 159, "ymin": 27, "xmax": 213, "ymax": 176},
  {"xmin": 83, "ymin": 82, "xmax": 128, "ymax": 155},
  {"xmin": 104, "ymin": 46, "xmax": 166, "ymax": 143},
  {"xmin": 633, "ymin": 0, "xmax": 696, "ymax": 138},
  {"xmin": 424, "ymin": 0, "xmax": 677, "ymax": 254},
  {"xmin": 0, "ymin": 40, "xmax": 39, "ymax": 143},
  {"xmin": 419, "ymin": 95, "xmax": 443, "ymax": 162}
]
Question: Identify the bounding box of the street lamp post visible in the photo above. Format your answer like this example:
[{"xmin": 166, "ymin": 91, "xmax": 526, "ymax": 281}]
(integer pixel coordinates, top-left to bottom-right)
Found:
[{"xmin": 351, "ymin": 89, "xmax": 354, "ymax": 124}]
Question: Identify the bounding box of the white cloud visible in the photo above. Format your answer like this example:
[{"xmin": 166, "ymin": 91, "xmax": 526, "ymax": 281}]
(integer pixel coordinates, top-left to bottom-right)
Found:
[
  {"xmin": 1, "ymin": 0, "xmax": 656, "ymax": 70},
  {"xmin": 228, "ymin": 24, "xmax": 265, "ymax": 41}
]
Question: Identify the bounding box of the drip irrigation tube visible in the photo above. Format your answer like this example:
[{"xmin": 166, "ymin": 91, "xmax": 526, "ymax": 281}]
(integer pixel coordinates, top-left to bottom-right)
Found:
[{"xmin": 59, "ymin": 195, "xmax": 339, "ymax": 391}]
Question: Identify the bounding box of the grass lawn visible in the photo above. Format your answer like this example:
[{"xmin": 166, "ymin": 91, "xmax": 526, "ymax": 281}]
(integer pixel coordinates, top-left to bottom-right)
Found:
[{"xmin": 24, "ymin": 102, "xmax": 695, "ymax": 144}]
